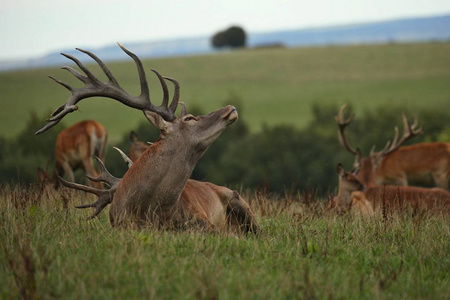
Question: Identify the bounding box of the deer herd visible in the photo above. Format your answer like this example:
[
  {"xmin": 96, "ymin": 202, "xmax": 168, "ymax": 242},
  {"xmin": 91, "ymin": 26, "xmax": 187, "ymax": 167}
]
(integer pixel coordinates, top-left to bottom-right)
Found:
[{"xmin": 35, "ymin": 43, "xmax": 450, "ymax": 233}]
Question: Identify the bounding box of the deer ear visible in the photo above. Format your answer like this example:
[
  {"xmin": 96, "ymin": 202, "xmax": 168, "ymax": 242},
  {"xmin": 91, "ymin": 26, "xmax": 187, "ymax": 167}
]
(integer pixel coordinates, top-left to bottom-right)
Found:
[
  {"xmin": 144, "ymin": 111, "xmax": 172, "ymax": 134},
  {"xmin": 336, "ymin": 163, "xmax": 345, "ymax": 176},
  {"xmin": 130, "ymin": 131, "xmax": 138, "ymax": 143}
]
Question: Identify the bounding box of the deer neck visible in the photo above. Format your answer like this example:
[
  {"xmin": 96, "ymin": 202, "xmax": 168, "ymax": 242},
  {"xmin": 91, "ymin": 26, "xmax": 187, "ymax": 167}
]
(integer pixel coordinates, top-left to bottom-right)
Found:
[
  {"xmin": 356, "ymin": 158, "xmax": 377, "ymax": 187},
  {"xmin": 110, "ymin": 138, "xmax": 205, "ymax": 225},
  {"xmin": 336, "ymin": 181, "xmax": 353, "ymax": 206}
]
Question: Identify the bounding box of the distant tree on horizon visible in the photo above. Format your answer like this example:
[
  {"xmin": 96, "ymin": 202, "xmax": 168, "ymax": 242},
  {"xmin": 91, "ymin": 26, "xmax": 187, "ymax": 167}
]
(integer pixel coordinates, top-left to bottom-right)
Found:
[{"xmin": 212, "ymin": 26, "xmax": 246, "ymax": 49}]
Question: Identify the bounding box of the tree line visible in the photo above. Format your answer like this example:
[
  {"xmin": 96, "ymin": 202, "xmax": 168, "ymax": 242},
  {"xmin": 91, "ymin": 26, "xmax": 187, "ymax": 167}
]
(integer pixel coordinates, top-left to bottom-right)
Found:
[{"xmin": 1, "ymin": 100, "xmax": 448, "ymax": 196}]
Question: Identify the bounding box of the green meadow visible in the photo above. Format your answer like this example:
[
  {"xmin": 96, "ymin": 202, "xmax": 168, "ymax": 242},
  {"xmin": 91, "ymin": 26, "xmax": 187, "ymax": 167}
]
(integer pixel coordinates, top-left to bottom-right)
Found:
[
  {"xmin": 1, "ymin": 42, "xmax": 450, "ymax": 141},
  {"xmin": 1, "ymin": 188, "xmax": 449, "ymax": 299}
]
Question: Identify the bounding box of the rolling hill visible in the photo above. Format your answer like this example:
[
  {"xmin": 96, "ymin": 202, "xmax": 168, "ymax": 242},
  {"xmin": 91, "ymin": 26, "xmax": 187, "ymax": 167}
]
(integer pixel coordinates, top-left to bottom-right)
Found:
[
  {"xmin": 0, "ymin": 42, "xmax": 449, "ymax": 142},
  {"xmin": 1, "ymin": 14, "xmax": 450, "ymax": 72}
]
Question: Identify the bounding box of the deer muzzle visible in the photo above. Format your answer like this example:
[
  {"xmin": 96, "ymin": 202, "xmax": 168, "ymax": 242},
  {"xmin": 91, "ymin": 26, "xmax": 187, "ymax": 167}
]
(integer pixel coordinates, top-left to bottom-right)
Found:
[{"xmin": 221, "ymin": 105, "xmax": 238, "ymax": 122}]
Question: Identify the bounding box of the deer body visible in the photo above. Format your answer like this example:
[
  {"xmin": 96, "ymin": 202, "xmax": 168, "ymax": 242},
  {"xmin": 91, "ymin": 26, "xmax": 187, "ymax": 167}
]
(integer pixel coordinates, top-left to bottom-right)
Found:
[
  {"xmin": 54, "ymin": 120, "xmax": 107, "ymax": 188},
  {"xmin": 375, "ymin": 142, "xmax": 450, "ymax": 188},
  {"xmin": 118, "ymin": 131, "xmax": 258, "ymax": 231},
  {"xmin": 334, "ymin": 164, "xmax": 450, "ymax": 214}
]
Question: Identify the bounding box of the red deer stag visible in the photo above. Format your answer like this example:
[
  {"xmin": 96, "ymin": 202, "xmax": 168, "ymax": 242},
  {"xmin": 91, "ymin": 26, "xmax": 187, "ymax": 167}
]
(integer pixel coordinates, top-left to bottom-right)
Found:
[
  {"xmin": 331, "ymin": 163, "xmax": 450, "ymax": 215},
  {"xmin": 38, "ymin": 120, "xmax": 107, "ymax": 189},
  {"xmin": 335, "ymin": 104, "xmax": 450, "ymax": 190},
  {"xmin": 36, "ymin": 43, "xmax": 258, "ymax": 233},
  {"xmin": 126, "ymin": 131, "xmax": 258, "ymax": 232}
]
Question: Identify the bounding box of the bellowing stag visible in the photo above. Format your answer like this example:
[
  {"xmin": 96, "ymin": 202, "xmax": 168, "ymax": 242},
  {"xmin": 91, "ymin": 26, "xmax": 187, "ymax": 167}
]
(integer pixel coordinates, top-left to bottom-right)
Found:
[{"xmin": 36, "ymin": 43, "xmax": 258, "ymax": 233}]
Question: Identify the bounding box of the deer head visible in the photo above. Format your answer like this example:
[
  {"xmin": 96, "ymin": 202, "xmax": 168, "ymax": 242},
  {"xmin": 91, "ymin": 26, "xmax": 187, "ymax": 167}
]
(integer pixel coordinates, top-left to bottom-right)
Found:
[
  {"xmin": 128, "ymin": 131, "xmax": 149, "ymax": 162},
  {"xmin": 37, "ymin": 43, "xmax": 239, "ymax": 227}
]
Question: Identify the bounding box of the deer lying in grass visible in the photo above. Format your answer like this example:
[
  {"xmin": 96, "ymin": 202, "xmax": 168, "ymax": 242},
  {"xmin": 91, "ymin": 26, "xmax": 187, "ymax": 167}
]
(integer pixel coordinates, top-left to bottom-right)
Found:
[
  {"xmin": 331, "ymin": 164, "xmax": 450, "ymax": 215},
  {"xmin": 37, "ymin": 120, "xmax": 108, "ymax": 189},
  {"xmin": 335, "ymin": 104, "xmax": 450, "ymax": 190},
  {"xmin": 128, "ymin": 131, "xmax": 150, "ymax": 162},
  {"xmin": 36, "ymin": 43, "xmax": 258, "ymax": 232},
  {"xmin": 126, "ymin": 131, "xmax": 258, "ymax": 232}
]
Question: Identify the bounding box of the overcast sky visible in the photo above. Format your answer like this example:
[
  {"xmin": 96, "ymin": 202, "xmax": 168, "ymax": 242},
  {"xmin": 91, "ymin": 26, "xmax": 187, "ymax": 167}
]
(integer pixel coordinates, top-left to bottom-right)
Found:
[{"xmin": 1, "ymin": 0, "xmax": 450, "ymax": 61}]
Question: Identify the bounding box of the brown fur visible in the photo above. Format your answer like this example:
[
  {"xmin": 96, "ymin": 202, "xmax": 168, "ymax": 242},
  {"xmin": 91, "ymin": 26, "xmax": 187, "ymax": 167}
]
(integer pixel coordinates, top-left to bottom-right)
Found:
[
  {"xmin": 350, "ymin": 191, "xmax": 375, "ymax": 216},
  {"xmin": 336, "ymin": 164, "xmax": 450, "ymax": 214},
  {"xmin": 128, "ymin": 131, "xmax": 149, "ymax": 162},
  {"xmin": 126, "ymin": 132, "xmax": 259, "ymax": 233},
  {"xmin": 374, "ymin": 142, "xmax": 450, "ymax": 189},
  {"xmin": 54, "ymin": 120, "xmax": 107, "ymax": 189}
]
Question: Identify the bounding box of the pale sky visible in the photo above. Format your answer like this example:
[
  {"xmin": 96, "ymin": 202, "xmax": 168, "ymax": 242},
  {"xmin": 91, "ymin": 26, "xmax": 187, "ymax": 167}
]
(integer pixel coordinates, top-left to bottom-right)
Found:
[{"xmin": 1, "ymin": 0, "xmax": 450, "ymax": 61}]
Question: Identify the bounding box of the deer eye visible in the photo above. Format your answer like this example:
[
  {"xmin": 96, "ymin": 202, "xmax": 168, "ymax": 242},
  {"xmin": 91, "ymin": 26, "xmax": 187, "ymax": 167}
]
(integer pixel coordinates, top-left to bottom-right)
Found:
[{"xmin": 183, "ymin": 116, "xmax": 196, "ymax": 122}]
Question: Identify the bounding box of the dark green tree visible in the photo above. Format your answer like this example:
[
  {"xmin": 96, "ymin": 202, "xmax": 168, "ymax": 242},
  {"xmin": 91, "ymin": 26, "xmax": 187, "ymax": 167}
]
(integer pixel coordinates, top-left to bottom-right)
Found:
[{"xmin": 212, "ymin": 26, "xmax": 246, "ymax": 49}]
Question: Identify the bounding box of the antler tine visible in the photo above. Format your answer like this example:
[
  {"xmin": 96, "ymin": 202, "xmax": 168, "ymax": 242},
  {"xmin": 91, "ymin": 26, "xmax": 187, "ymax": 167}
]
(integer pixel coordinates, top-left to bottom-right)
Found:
[
  {"xmin": 372, "ymin": 113, "xmax": 423, "ymax": 160},
  {"xmin": 59, "ymin": 176, "xmax": 105, "ymax": 195},
  {"xmin": 59, "ymin": 176, "xmax": 117, "ymax": 220},
  {"xmin": 117, "ymin": 43, "xmax": 150, "ymax": 101},
  {"xmin": 75, "ymin": 192, "xmax": 112, "ymax": 220},
  {"xmin": 85, "ymin": 157, "xmax": 121, "ymax": 187},
  {"xmin": 113, "ymin": 147, "xmax": 133, "ymax": 169},
  {"xmin": 179, "ymin": 102, "xmax": 187, "ymax": 117},
  {"xmin": 76, "ymin": 48, "xmax": 120, "ymax": 86},
  {"xmin": 335, "ymin": 104, "xmax": 358, "ymax": 155},
  {"xmin": 151, "ymin": 69, "xmax": 169, "ymax": 108},
  {"xmin": 164, "ymin": 77, "xmax": 180, "ymax": 114}
]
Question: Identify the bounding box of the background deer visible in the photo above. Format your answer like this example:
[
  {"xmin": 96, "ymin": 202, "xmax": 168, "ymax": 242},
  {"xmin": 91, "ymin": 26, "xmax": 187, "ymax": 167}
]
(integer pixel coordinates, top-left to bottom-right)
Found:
[
  {"xmin": 38, "ymin": 120, "xmax": 107, "ymax": 189},
  {"xmin": 335, "ymin": 104, "xmax": 450, "ymax": 190},
  {"xmin": 332, "ymin": 163, "xmax": 450, "ymax": 214},
  {"xmin": 128, "ymin": 131, "xmax": 151, "ymax": 162},
  {"xmin": 36, "ymin": 43, "xmax": 258, "ymax": 232}
]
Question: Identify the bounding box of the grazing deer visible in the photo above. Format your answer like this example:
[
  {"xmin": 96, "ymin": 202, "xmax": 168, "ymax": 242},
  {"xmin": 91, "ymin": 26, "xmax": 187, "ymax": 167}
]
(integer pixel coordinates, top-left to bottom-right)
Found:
[
  {"xmin": 332, "ymin": 163, "xmax": 450, "ymax": 214},
  {"xmin": 38, "ymin": 120, "xmax": 107, "ymax": 189},
  {"xmin": 36, "ymin": 43, "xmax": 258, "ymax": 232},
  {"xmin": 335, "ymin": 104, "xmax": 450, "ymax": 190},
  {"xmin": 127, "ymin": 131, "xmax": 258, "ymax": 232}
]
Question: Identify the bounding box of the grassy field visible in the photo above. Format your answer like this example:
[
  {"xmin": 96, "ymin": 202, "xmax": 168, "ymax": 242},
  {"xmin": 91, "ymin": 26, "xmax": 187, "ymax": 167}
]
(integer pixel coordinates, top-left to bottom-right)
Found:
[
  {"xmin": 1, "ymin": 42, "xmax": 450, "ymax": 141},
  {"xmin": 1, "ymin": 186, "xmax": 449, "ymax": 299}
]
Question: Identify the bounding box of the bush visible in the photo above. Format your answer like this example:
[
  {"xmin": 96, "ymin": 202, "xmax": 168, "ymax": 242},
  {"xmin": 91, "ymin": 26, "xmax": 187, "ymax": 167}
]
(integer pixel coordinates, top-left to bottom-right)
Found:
[
  {"xmin": 212, "ymin": 26, "xmax": 246, "ymax": 49},
  {"xmin": 0, "ymin": 111, "xmax": 64, "ymax": 184}
]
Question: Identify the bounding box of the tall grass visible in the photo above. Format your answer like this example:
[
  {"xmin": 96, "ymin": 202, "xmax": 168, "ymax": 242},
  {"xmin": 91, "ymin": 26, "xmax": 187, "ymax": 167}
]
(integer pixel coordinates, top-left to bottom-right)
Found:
[{"xmin": 1, "ymin": 185, "xmax": 449, "ymax": 299}]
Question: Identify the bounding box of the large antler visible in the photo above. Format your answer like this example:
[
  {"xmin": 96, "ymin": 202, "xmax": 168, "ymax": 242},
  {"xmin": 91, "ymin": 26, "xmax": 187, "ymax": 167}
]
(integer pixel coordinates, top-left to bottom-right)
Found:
[
  {"xmin": 60, "ymin": 151, "xmax": 132, "ymax": 220},
  {"xmin": 334, "ymin": 104, "xmax": 358, "ymax": 155},
  {"xmin": 370, "ymin": 113, "xmax": 423, "ymax": 161},
  {"xmin": 36, "ymin": 43, "xmax": 180, "ymax": 135}
]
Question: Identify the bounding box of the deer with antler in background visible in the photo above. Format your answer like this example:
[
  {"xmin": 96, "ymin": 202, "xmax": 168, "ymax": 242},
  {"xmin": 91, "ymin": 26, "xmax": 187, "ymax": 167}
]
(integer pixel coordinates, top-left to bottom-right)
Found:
[
  {"xmin": 36, "ymin": 43, "xmax": 258, "ymax": 233},
  {"xmin": 330, "ymin": 163, "xmax": 450, "ymax": 215},
  {"xmin": 335, "ymin": 104, "xmax": 450, "ymax": 190}
]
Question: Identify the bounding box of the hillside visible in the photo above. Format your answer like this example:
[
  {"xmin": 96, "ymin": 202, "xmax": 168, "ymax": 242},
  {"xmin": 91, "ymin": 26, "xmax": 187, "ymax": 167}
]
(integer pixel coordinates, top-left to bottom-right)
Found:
[
  {"xmin": 0, "ymin": 42, "xmax": 450, "ymax": 142},
  {"xmin": 1, "ymin": 14, "xmax": 450, "ymax": 72}
]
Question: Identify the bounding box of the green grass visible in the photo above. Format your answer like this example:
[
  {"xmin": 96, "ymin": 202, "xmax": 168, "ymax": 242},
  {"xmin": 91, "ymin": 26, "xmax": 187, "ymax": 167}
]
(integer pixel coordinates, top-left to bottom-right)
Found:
[
  {"xmin": 1, "ymin": 42, "xmax": 450, "ymax": 141},
  {"xmin": 1, "ymin": 187, "xmax": 449, "ymax": 299}
]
